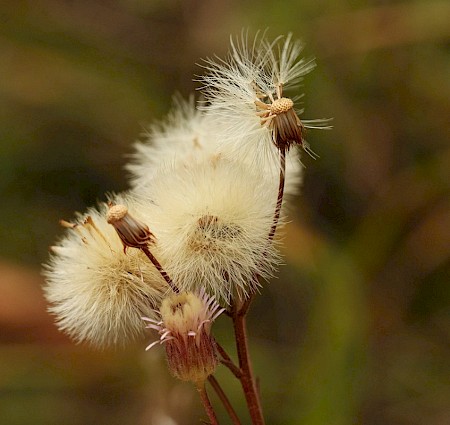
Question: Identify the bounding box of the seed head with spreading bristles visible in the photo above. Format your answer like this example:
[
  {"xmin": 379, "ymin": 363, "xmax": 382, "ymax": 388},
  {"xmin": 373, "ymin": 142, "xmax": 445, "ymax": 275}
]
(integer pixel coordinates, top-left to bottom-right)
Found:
[
  {"xmin": 43, "ymin": 195, "xmax": 167, "ymax": 347},
  {"xmin": 199, "ymin": 32, "xmax": 331, "ymax": 160}
]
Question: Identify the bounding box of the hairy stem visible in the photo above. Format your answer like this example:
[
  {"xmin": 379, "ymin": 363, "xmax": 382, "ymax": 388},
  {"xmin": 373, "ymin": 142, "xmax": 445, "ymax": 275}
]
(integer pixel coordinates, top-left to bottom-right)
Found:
[
  {"xmin": 196, "ymin": 382, "xmax": 219, "ymax": 425},
  {"xmin": 208, "ymin": 375, "xmax": 242, "ymax": 425}
]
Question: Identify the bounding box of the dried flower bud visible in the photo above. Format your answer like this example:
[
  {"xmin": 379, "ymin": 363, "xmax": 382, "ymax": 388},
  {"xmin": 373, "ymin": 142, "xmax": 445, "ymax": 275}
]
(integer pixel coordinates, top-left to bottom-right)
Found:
[
  {"xmin": 143, "ymin": 288, "xmax": 224, "ymax": 384},
  {"xmin": 106, "ymin": 203, "xmax": 154, "ymax": 251},
  {"xmin": 257, "ymin": 96, "xmax": 305, "ymax": 151}
]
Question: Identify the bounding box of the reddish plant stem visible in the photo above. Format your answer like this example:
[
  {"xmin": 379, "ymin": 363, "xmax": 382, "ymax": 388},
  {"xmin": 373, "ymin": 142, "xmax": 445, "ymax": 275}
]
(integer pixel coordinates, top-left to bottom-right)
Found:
[
  {"xmin": 141, "ymin": 246, "xmax": 180, "ymax": 293},
  {"xmin": 216, "ymin": 342, "xmax": 242, "ymax": 378},
  {"xmin": 268, "ymin": 147, "xmax": 286, "ymax": 242},
  {"xmin": 196, "ymin": 383, "xmax": 219, "ymax": 425},
  {"xmin": 239, "ymin": 289, "xmax": 255, "ymax": 316},
  {"xmin": 208, "ymin": 375, "xmax": 242, "ymax": 425},
  {"xmin": 233, "ymin": 300, "xmax": 265, "ymax": 425}
]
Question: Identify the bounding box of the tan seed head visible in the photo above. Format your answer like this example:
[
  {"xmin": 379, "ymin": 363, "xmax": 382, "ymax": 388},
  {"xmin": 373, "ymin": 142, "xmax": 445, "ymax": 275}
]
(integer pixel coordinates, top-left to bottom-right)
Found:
[
  {"xmin": 270, "ymin": 97, "xmax": 294, "ymax": 115},
  {"xmin": 106, "ymin": 204, "xmax": 128, "ymax": 224}
]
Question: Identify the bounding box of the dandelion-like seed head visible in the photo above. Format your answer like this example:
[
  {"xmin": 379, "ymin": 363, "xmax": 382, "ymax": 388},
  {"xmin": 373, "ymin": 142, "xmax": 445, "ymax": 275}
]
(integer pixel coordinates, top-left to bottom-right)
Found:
[
  {"xmin": 43, "ymin": 196, "xmax": 167, "ymax": 347},
  {"xmin": 144, "ymin": 288, "xmax": 224, "ymax": 384},
  {"xmin": 133, "ymin": 155, "xmax": 281, "ymax": 302},
  {"xmin": 127, "ymin": 93, "xmax": 303, "ymax": 201}
]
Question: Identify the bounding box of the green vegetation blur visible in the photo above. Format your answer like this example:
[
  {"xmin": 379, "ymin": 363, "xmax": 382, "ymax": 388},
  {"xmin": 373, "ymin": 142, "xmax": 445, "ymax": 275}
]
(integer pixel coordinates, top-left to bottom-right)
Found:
[{"xmin": 0, "ymin": 1, "xmax": 448, "ymax": 424}]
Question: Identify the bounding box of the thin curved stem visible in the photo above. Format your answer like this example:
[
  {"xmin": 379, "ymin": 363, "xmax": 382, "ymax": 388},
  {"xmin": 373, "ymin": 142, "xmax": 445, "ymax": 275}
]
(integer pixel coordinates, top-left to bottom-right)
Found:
[
  {"xmin": 196, "ymin": 382, "xmax": 219, "ymax": 425},
  {"xmin": 141, "ymin": 246, "xmax": 180, "ymax": 293},
  {"xmin": 268, "ymin": 147, "xmax": 286, "ymax": 242},
  {"xmin": 208, "ymin": 375, "xmax": 242, "ymax": 425}
]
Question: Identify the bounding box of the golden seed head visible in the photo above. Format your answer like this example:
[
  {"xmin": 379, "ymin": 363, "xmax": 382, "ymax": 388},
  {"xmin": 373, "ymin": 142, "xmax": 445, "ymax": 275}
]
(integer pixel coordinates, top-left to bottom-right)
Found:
[
  {"xmin": 271, "ymin": 97, "xmax": 294, "ymax": 115},
  {"xmin": 106, "ymin": 204, "xmax": 128, "ymax": 224}
]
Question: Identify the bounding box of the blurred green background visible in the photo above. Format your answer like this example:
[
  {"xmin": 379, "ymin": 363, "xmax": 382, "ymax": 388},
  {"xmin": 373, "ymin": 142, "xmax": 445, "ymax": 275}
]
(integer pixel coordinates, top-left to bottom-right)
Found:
[{"xmin": 0, "ymin": 1, "xmax": 449, "ymax": 424}]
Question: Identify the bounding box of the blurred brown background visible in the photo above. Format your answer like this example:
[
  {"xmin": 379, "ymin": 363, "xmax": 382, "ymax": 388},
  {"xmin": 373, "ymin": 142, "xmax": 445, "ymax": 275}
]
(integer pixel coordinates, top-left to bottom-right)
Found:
[{"xmin": 0, "ymin": 1, "xmax": 449, "ymax": 424}]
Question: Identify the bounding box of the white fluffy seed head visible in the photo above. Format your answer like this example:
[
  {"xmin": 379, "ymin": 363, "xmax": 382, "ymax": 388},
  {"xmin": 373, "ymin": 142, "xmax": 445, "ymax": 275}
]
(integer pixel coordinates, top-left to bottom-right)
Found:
[
  {"xmin": 43, "ymin": 195, "xmax": 167, "ymax": 347},
  {"xmin": 126, "ymin": 95, "xmax": 218, "ymax": 189},
  {"xmin": 127, "ymin": 93, "xmax": 303, "ymax": 201},
  {"xmin": 132, "ymin": 155, "xmax": 282, "ymax": 303}
]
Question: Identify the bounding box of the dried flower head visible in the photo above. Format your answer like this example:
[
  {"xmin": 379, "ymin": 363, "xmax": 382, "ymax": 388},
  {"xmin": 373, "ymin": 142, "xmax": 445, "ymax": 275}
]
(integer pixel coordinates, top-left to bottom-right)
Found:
[
  {"xmin": 255, "ymin": 96, "xmax": 304, "ymax": 151},
  {"xmin": 199, "ymin": 32, "xmax": 330, "ymax": 159},
  {"xmin": 132, "ymin": 154, "xmax": 281, "ymax": 302},
  {"xmin": 143, "ymin": 288, "xmax": 224, "ymax": 384},
  {"xmin": 106, "ymin": 203, "xmax": 154, "ymax": 251},
  {"xmin": 43, "ymin": 196, "xmax": 167, "ymax": 347}
]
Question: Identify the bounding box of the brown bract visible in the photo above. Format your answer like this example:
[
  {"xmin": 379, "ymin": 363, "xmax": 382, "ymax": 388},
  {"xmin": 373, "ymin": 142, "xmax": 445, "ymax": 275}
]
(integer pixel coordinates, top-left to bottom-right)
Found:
[{"xmin": 165, "ymin": 327, "xmax": 218, "ymax": 384}]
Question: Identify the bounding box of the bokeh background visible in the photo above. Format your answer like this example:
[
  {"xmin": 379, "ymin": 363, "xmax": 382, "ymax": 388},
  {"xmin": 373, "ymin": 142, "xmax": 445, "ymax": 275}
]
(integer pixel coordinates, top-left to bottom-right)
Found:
[{"xmin": 1, "ymin": 1, "xmax": 449, "ymax": 424}]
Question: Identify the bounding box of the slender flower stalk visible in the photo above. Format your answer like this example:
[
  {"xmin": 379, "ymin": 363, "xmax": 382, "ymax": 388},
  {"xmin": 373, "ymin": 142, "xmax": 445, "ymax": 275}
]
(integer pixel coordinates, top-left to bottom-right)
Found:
[
  {"xmin": 197, "ymin": 383, "xmax": 219, "ymax": 425},
  {"xmin": 233, "ymin": 298, "xmax": 265, "ymax": 425},
  {"xmin": 208, "ymin": 375, "xmax": 242, "ymax": 425},
  {"xmin": 216, "ymin": 342, "xmax": 242, "ymax": 378},
  {"xmin": 268, "ymin": 147, "xmax": 286, "ymax": 242},
  {"xmin": 140, "ymin": 246, "xmax": 180, "ymax": 294}
]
